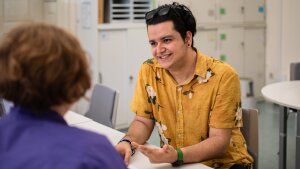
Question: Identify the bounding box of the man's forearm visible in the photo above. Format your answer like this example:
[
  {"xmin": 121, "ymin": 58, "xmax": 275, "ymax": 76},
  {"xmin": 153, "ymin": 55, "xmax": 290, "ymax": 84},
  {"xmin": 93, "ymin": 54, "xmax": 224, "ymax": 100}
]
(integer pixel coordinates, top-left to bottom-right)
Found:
[
  {"xmin": 182, "ymin": 128, "xmax": 231, "ymax": 163},
  {"xmin": 123, "ymin": 117, "xmax": 154, "ymax": 145}
]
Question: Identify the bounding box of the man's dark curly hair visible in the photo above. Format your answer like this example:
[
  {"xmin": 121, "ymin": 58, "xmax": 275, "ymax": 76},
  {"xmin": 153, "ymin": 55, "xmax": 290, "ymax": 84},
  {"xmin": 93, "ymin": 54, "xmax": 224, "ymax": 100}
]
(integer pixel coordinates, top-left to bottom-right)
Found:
[{"xmin": 145, "ymin": 2, "xmax": 197, "ymax": 51}]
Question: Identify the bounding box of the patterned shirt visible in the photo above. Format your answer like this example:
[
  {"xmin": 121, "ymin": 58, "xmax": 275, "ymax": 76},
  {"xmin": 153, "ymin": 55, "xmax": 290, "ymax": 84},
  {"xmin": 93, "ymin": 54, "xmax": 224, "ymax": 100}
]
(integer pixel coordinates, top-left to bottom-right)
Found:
[{"xmin": 131, "ymin": 51, "xmax": 253, "ymax": 169}]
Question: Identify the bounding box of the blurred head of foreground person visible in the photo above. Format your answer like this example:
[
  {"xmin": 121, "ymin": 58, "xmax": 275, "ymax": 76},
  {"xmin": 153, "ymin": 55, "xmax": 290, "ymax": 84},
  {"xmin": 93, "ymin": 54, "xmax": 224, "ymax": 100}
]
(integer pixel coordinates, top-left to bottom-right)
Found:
[{"xmin": 0, "ymin": 23, "xmax": 127, "ymax": 169}]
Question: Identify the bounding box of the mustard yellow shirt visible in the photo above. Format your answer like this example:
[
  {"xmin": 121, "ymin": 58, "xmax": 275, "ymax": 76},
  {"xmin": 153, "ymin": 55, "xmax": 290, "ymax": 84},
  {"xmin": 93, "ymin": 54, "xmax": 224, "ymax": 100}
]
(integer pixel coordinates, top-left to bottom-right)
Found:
[{"xmin": 131, "ymin": 51, "xmax": 253, "ymax": 169}]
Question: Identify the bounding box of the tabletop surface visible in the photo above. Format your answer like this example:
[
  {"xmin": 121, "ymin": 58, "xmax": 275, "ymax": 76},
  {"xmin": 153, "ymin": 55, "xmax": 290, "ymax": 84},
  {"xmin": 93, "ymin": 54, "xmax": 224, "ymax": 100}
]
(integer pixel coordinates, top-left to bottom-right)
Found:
[
  {"xmin": 64, "ymin": 111, "xmax": 212, "ymax": 169},
  {"xmin": 64, "ymin": 110, "xmax": 93, "ymax": 125},
  {"xmin": 261, "ymin": 80, "xmax": 300, "ymax": 109}
]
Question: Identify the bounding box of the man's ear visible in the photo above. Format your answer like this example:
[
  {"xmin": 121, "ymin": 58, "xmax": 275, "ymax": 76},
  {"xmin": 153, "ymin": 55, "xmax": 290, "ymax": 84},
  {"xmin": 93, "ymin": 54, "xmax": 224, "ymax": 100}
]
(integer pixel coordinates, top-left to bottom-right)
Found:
[{"xmin": 185, "ymin": 31, "xmax": 193, "ymax": 45}]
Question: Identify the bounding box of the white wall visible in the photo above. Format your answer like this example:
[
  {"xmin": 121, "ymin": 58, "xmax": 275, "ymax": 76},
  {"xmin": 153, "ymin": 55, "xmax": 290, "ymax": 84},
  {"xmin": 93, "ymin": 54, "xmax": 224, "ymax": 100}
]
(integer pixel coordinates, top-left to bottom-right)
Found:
[
  {"xmin": 266, "ymin": 0, "xmax": 300, "ymax": 84},
  {"xmin": 73, "ymin": 0, "xmax": 99, "ymax": 114},
  {"xmin": 281, "ymin": 0, "xmax": 300, "ymax": 80}
]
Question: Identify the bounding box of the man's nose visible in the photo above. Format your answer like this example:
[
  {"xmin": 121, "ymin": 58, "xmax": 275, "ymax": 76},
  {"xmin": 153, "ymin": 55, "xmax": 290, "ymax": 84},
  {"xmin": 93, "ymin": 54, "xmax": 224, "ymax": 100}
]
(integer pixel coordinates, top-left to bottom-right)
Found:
[{"xmin": 156, "ymin": 43, "xmax": 166, "ymax": 53}]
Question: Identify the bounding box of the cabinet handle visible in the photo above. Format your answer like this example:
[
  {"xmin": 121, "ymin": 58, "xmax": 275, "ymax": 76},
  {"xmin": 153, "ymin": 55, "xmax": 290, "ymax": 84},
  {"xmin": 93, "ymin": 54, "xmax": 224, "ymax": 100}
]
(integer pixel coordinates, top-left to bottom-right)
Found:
[
  {"xmin": 240, "ymin": 42, "xmax": 245, "ymax": 48},
  {"xmin": 129, "ymin": 76, "xmax": 134, "ymax": 81},
  {"xmin": 241, "ymin": 6, "xmax": 245, "ymax": 14},
  {"xmin": 98, "ymin": 72, "xmax": 102, "ymax": 83}
]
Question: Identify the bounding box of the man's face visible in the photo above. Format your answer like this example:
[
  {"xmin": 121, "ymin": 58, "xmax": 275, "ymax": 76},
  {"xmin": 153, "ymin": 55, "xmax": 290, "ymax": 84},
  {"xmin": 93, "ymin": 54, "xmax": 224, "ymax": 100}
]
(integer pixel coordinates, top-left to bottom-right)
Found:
[{"xmin": 147, "ymin": 21, "xmax": 188, "ymax": 71}]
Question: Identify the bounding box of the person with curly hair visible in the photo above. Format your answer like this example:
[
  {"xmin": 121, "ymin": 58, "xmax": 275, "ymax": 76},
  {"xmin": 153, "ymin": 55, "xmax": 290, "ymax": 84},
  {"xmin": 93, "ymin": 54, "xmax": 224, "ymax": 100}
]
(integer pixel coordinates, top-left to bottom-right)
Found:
[{"xmin": 0, "ymin": 23, "xmax": 126, "ymax": 169}]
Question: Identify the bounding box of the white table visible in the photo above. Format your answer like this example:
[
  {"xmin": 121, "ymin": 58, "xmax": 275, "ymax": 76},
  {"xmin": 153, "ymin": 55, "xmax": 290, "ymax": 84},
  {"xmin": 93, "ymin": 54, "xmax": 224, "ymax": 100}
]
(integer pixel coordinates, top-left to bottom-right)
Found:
[
  {"xmin": 261, "ymin": 80, "xmax": 300, "ymax": 169},
  {"xmin": 64, "ymin": 111, "xmax": 93, "ymax": 125},
  {"xmin": 64, "ymin": 111, "xmax": 212, "ymax": 169}
]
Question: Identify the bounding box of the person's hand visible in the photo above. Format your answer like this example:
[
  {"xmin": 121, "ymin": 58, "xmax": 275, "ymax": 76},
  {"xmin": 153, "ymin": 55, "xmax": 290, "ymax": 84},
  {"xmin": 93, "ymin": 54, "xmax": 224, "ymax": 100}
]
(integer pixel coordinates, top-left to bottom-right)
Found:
[
  {"xmin": 115, "ymin": 142, "xmax": 132, "ymax": 166},
  {"xmin": 131, "ymin": 142, "xmax": 177, "ymax": 163}
]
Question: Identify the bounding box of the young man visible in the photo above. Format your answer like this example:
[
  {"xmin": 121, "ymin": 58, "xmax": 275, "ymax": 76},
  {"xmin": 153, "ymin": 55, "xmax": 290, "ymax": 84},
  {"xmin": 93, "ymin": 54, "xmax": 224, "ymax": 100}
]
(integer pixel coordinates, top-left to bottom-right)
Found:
[
  {"xmin": 0, "ymin": 23, "xmax": 127, "ymax": 169},
  {"xmin": 116, "ymin": 2, "xmax": 253, "ymax": 169}
]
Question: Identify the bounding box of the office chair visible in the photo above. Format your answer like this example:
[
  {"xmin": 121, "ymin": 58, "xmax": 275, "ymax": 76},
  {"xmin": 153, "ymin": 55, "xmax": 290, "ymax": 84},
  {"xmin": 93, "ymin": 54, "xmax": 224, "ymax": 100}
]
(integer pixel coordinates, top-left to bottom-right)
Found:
[
  {"xmin": 241, "ymin": 108, "xmax": 259, "ymax": 169},
  {"xmin": 0, "ymin": 98, "xmax": 13, "ymax": 117},
  {"xmin": 290, "ymin": 63, "xmax": 300, "ymax": 113},
  {"xmin": 85, "ymin": 84, "xmax": 119, "ymax": 128},
  {"xmin": 0, "ymin": 98, "xmax": 5, "ymax": 117},
  {"xmin": 290, "ymin": 62, "xmax": 300, "ymax": 81}
]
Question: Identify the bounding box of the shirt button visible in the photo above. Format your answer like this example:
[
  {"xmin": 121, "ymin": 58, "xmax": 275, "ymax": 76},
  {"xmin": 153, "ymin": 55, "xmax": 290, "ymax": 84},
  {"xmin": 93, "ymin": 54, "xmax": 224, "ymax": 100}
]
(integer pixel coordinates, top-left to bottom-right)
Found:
[{"xmin": 177, "ymin": 86, "xmax": 182, "ymax": 91}]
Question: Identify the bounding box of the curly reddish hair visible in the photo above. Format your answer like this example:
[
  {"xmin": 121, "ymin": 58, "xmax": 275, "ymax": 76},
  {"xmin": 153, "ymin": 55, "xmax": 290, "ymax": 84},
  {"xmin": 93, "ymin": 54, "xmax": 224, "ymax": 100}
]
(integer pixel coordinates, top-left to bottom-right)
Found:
[{"xmin": 0, "ymin": 23, "xmax": 91, "ymax": 112}]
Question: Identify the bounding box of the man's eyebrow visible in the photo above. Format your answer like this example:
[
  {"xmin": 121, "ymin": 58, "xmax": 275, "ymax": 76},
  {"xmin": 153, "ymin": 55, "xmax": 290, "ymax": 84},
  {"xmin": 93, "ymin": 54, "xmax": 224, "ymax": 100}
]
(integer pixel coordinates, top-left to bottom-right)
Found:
[
  {"xmin": 148, "ymin": 35, "xmax": 174, "ymax": 43},
  {"xmin": 161, "ymin": 35, "xmax": 173, "ymax": 39}
]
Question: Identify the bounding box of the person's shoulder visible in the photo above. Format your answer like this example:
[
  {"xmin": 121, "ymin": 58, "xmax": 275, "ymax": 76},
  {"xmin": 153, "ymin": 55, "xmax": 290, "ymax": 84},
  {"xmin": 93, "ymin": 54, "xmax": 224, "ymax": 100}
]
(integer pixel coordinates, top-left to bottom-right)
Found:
[
  {"xmin": 142, "ymin": 58, "xmax": 156, "ymax": 68},
  {"xmin": 138, "ymin": 58, "xmax": 158, "ymax": 73},
  {"xmin": 143, "ymin": 58, "xmax": 154, "ymax": 64}
]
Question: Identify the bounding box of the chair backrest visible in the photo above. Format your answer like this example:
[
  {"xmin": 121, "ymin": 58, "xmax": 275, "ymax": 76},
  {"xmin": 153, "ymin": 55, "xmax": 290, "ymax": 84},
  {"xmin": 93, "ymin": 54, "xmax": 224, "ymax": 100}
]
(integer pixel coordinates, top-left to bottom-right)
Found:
[
  {"xmin": 85, "ymin": 84, "xmax": 119, "ymax": 128},
  {"xmin": 290, "ymin": 62, "xmax": 300, "ymax": 80},
  {"xmin": 0, "ymin": 98, "xmax": 13, "ymax": 117},
  {"xmin": 0, "ymin": 98, "xmax": 5, "ymax": 117},
  {"xmin": 241, "ymin": 108, "xmax": 259, "ymax": 169}
]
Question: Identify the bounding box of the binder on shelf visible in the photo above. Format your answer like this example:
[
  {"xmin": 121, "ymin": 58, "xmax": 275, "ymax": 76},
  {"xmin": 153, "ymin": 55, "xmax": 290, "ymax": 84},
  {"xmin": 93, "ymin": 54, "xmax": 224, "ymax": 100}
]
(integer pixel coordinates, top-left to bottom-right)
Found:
[{"xmin": 98, "ymin": 0, "xmax": 104, "ymax": 24}]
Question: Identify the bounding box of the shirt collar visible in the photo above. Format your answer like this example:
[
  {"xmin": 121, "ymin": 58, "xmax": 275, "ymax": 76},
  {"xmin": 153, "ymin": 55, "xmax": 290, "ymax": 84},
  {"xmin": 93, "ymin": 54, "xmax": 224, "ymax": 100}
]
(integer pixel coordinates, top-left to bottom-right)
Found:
[
  {"xmin": 10, "ymin": 106, "xmax": 67, "ymax": 125},
  {"xmin": 152, "ymin": 51, "xmax": 209, "ymax": 80},
  {"xmin": 194, "ymin": 51, "xmax": 210, "ymax": 79}
]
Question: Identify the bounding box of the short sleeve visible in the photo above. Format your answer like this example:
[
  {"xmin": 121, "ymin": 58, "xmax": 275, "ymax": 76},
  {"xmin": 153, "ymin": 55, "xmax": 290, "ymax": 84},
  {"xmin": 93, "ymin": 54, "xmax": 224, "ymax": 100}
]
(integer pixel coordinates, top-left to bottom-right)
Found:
[{"xmin": 209, "ymin": 68, "xmax": 241, "ymax": 128}]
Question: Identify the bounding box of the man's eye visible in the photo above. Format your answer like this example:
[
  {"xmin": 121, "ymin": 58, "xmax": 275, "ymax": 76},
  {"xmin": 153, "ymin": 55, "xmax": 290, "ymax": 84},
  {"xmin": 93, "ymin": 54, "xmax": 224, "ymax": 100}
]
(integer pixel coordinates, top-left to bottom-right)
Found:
[
  {"xmin": 163, "ymin": 39, "xmax": 172, "ymax": 43},
  {"xmin": 149, "ymin": 42, "xmax": 156, "ymax": 47}
]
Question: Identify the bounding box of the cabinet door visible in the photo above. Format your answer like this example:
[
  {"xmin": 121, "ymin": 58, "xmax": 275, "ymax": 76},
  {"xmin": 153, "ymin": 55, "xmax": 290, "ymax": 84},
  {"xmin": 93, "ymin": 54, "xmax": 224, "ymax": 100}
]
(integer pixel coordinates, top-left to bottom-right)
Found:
[
  {"xmin": 244, "ymin": 28, "xmax": 265, "ymax": 97},
  {"xmin": 194, "ymin": 29, "xmax": 218, "ymax": 58},
  {"xmin": 126, "ymin": 27, "xmax": 151, "ymax": 128},
  {"xmin": 98, "ymin": 30, "xmax": 129, "ymax": 129},
  {"xmin": 0, "ymin": 0, "xmax": 3, "ymax": 39},
  {"xmin": 1, "ymin": 0, "xmax": 43, "ymax": 35},
  {"xmin": 244, "ymin": 0, "xmax": 265, "ymax": 22},
  {"xmin": 217, "ymin": 28, "xmax": 244, "ymax": 76},
  {"xmin": 218, "ymin": 0, "xmax": 244, "ymax": 23},
  {"xmin": 190, "ymin": 0, "xmax": 217, "ymax": 24}
]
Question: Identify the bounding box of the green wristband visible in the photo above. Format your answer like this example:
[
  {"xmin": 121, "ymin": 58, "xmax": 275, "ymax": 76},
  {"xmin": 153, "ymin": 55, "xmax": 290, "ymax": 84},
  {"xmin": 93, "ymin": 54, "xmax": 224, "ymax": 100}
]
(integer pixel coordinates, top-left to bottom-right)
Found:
[
  {"xmin": 176, "ymin": 148, "xmax": 183, "ymax": 161},
  {"xmin": 172, "ymin": 148, "xmax": 184, "ymax": 167}
]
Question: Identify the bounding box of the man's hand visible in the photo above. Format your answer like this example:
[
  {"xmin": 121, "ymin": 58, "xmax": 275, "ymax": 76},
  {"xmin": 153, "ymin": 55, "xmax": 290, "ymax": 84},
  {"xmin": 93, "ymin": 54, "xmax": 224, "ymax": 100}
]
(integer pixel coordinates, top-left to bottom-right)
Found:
[
  {"xmin": 115, "ymin": 142, "xmax": 132, "ymax": 166},
  {"xmin": 115, "ymin": 116, "xmax": 155, "ymax": 165},
  {"xmin": 131, "ymin": 142, "xmax": 178, "ymax": 163}
]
